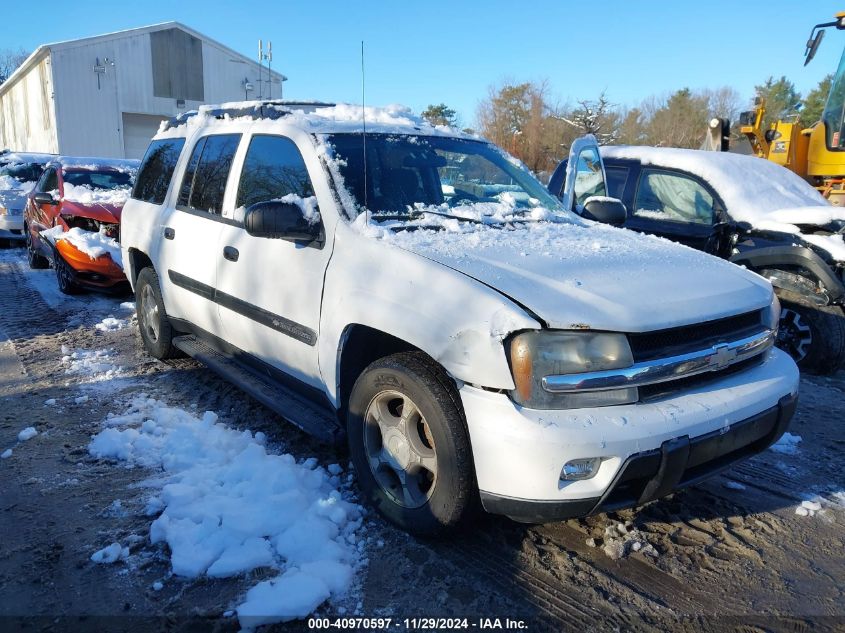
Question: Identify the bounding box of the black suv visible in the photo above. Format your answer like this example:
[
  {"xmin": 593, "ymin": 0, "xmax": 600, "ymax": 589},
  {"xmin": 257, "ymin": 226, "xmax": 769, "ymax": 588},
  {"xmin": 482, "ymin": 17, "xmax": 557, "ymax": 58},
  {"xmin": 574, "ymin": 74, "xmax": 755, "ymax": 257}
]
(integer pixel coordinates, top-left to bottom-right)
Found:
[{"xmin": 549, "ymin": 145, "xmax": 845, "ymax": 375}]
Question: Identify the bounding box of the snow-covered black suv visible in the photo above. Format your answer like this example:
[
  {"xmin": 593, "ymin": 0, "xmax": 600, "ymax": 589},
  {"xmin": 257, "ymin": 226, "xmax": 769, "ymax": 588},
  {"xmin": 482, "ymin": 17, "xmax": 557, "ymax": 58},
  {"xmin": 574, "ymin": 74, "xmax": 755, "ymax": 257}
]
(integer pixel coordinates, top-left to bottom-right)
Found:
[
  {"xmin": 121, "ymin": 101, "xmax": 798, "ymax": 535},
  {"xmin": 549, "ymin": 146, "xmax": 845, "ymax": 375}
]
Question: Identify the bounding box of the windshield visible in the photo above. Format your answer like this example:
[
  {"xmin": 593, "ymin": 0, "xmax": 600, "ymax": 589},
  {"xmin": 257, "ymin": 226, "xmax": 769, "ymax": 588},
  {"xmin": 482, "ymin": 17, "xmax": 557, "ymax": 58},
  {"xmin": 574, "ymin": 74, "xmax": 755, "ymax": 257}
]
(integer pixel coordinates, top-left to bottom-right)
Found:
[
  {"xmin": 326, "ymin": 133, "xmax": 566, "ymax": 221},
  {"xmin": 0, "ymin": 162, "xmax": 45, "ymax": 187},
  {"xmin": 822, "ymin": 44, "xmax": 845, "ymax": 149},
  {"xmin": 64, "ymin": 170, "xmax": 133, "ymax": 191}
]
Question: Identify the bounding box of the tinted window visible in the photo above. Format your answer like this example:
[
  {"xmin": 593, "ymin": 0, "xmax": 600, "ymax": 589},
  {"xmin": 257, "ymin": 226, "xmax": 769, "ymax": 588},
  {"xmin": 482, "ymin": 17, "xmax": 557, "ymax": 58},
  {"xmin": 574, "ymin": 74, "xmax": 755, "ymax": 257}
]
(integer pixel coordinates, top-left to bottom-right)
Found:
[
  {"xmin": 236, "ymin": 135, "xmax": 314, "ymax": 210},
  {"xmin": 132, "ymin": 138, "xmax": 186, "ymax": 204},
  {"xmin": 180, "ymin": 134, "xmax": 241, "ymax": 214},
  {"xmin": 634, "ymin": 169, "xmax": 715, "ymax": 225},
  {"xmin": 178, "ymin": 137, "xmax": 206, "ymax": 207},
  {"xmin": 605, "ymin": 166, "xmax": 629, "ymax": 200}
]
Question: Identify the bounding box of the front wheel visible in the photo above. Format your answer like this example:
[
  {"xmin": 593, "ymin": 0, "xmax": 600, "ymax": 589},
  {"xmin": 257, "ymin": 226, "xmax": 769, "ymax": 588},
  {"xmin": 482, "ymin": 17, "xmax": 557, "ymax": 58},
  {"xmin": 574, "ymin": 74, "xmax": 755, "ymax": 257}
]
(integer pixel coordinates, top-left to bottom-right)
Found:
[
  {"xmin": 54, "ymin": 252, "xmax": 81, "ymax": 295},
  {"xmin": 347, "ymin": 352, "xmax": 476, "ymax": 536},
  {"xmin": 135, "ymin": 267, "xmax": 180, "ymax": 359},
  {"xmin": 25, "ymin": 225, "xmax": 48, "ymax": 269},
  {"xmin": 777, "ymin": 302, "xmax": 845, "ymax": 375}
]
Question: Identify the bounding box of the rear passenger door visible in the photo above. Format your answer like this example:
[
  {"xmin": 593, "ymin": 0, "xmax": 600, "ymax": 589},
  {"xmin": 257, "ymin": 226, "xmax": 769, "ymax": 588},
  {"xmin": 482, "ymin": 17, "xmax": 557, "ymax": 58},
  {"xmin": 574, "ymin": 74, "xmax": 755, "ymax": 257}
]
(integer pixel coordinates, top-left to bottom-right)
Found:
[
  {"xmin": 215, "ymin": 133, "xmax": 334, "ymax": 390},
  {"xmin": 624, "ymin": 168, "xmax": 717, "ymax": 250},
  {"xmin": 157, "ymin": 133, "xmax": 241, "ymax": 337}
]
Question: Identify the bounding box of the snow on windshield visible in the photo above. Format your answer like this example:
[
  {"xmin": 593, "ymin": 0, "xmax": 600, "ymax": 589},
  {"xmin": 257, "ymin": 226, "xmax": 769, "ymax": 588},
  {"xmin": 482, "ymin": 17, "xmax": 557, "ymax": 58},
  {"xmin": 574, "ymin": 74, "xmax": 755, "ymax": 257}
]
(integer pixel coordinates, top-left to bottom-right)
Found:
[{"xmin": 63, "ymin": 182, "xmax": 132, "ymax": 206}]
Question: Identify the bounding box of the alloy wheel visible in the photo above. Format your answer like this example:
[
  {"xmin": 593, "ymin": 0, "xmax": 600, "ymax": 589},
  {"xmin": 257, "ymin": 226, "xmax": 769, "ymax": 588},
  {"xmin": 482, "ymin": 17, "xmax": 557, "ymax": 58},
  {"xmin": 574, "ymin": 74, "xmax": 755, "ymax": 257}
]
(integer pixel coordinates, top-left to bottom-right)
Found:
[
  {"xmin": 777, "ymin": 308, "xmax": 813, "ymax": 362},
  {"xmin": 140, "ymin": 284, "xmax": 161, "ymax": 343},
  {"xmin": 363, "ymin": 390, "xmax": 438, "ymax": 509}
]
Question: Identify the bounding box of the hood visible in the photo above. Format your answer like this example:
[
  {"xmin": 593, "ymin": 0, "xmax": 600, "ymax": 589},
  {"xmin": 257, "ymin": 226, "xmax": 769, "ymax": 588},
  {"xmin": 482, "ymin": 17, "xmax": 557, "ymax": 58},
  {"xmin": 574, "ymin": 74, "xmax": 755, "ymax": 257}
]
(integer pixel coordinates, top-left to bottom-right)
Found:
[
  {"xmin": 60, "ymin": 199, "xmax": 122, "ymax": 223},
  {"xmin": 385, "ymin": 220, "xmax": 772, "ymax": 332},
  {"xmin": 0, "ymin": 189, "xmax": 29, "ymax": 213}
]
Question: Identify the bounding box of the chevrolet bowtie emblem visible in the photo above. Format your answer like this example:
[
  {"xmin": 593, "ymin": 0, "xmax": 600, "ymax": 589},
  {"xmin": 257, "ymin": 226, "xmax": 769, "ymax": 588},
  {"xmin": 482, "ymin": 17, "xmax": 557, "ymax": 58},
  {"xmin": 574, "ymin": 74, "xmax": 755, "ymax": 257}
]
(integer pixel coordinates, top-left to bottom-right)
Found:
[{"xmin": 710, "ymin": 343, "xmax": 737, "ymax": 370}]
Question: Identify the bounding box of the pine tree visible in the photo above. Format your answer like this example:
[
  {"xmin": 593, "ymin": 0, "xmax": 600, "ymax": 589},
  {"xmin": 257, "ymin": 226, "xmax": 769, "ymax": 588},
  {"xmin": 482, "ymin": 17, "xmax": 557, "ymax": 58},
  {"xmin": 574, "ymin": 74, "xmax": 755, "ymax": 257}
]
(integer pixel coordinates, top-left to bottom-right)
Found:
[
  {"xmin": 421, "ymin": 104, "xmax": 458, "ymax": 128},
  {"xmin": 801, "ymin": 74, "xmax": 833, "ymax": 126}
]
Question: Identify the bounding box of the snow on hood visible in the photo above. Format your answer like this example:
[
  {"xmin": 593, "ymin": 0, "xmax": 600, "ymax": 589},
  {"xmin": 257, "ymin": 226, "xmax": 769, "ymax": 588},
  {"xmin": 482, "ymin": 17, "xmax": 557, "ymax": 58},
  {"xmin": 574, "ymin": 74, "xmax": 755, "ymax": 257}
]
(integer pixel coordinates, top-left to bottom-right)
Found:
[
  {"xmin": 369, "ymin": 217, "xmax": 772, "ymax": 332},
  {"xmin": 41, "ymin": 226, "xmax": 123, "ymax": 269},
  {"xmin": 600, "ymin": 146, "xmax": 833, "ymax": 220},
  {"xmin": 62, "ymin": 182, "xmax": 131, "ymax": 207},
  {"xmin": 0, "ymin": 174, "xmax": 35, "ymax": 192}
]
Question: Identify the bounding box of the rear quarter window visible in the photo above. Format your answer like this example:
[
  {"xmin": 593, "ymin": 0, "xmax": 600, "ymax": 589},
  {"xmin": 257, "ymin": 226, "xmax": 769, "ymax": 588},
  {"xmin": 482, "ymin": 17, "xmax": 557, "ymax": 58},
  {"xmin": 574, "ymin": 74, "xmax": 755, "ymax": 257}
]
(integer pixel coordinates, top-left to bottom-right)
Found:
[{"xmin": 132, "ymin": 138, "xmax": 186, "ymax": 204}]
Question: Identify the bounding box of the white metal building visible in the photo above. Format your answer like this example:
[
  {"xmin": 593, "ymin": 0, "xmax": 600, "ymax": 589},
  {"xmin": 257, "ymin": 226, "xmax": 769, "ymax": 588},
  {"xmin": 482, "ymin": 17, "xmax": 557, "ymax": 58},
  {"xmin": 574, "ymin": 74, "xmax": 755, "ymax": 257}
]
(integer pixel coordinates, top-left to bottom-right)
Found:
[{"xmin": 0, "ymin": 22, "xmax": 286, "ymax": 158}]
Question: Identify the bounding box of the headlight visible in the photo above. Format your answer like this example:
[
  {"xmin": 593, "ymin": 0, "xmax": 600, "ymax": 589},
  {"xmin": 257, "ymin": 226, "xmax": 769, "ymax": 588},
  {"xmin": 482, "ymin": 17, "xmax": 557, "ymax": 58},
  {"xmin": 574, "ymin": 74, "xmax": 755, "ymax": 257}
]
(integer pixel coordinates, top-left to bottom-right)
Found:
[
  {"xmin": 764, "ymin": 293, "xmax": 781, "ymax": 333},
  {"xmin": 508, "ymin": 331, "xmax": 637, "ymax": 409}
]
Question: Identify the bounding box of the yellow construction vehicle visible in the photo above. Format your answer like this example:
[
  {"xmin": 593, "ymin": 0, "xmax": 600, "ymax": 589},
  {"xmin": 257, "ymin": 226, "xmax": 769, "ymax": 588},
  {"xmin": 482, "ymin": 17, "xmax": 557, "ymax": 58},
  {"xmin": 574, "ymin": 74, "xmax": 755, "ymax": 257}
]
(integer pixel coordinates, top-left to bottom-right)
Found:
[{"xmin": 739, "ymin": 12, "xmax": 845, "ymax": 205}]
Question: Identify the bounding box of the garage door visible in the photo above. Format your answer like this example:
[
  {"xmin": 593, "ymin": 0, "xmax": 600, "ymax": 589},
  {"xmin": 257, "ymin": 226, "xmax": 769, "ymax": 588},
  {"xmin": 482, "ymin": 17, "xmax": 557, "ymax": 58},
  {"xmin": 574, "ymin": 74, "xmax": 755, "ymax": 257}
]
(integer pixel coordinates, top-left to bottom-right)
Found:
[{"xmin": 122, "ymin": 113, "xmax": 170, "ymax": 159}]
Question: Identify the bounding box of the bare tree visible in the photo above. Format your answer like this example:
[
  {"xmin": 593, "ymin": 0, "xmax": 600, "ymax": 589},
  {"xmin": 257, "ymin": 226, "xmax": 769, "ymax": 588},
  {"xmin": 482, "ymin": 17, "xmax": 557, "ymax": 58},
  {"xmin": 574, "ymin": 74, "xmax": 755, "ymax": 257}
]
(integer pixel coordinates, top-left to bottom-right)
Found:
[
  {"xmin": 555, "ymin": 91, "xmax": 621, "ymax": 145},
  {"xmin": 0, "ymin": 48, "xmax": 29, "ymax": 86}
]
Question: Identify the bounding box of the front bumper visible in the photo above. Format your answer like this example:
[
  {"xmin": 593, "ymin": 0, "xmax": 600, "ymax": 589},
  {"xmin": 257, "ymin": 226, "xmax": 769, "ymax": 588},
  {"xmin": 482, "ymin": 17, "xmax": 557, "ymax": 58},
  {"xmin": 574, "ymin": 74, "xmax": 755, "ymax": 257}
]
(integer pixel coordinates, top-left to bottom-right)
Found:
[
  {"xmin": 54, "ymin": 239, "xmax": 128, "ymax": 291},
  {"xmin": 460, "ymin": 347, "xmax": 799, "ymax": 522},
  {"xmin": 0, "ymin": 214, "xmax": 24, "ymax": 240}
]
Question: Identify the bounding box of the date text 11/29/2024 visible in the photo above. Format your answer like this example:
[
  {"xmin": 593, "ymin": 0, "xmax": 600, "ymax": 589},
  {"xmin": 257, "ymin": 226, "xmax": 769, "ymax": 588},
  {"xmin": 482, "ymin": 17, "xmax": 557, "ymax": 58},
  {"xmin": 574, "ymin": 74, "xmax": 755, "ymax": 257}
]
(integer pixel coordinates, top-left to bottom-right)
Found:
[{"xmin": 307, "ymin": 618, "xmax": 528, "ymax": 630}]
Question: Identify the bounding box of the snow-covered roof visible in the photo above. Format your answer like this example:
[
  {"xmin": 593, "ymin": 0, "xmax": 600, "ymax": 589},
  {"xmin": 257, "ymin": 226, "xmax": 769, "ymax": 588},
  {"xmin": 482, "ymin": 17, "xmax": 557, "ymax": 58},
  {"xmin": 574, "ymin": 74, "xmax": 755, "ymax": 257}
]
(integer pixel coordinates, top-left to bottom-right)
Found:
[
  {"xmin": 157, "ymin": 100, "xmax": 479, "ymax": 139},
  {"xmin": 0, "ymin": 152, "xmax": 55, "ymax": 165},
  {"xmin": 51, "ymin": 156, "xmax": 140, "ymax": 172},
  {"xmin": 0, "ymin": 22, "xmax": 286, "ymax": 100},
  {"xmin": 600, "ymin": 145, "xmax": 831, "ymax": 221}
]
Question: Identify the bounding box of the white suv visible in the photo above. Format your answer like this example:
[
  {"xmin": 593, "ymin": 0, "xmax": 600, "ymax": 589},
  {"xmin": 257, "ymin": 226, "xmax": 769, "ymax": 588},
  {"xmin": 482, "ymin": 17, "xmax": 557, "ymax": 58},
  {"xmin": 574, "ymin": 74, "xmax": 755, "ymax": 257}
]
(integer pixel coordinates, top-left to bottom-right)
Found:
[{"xmin": 121, "ymin": 101, "xmax": 799, "ymax": 535}]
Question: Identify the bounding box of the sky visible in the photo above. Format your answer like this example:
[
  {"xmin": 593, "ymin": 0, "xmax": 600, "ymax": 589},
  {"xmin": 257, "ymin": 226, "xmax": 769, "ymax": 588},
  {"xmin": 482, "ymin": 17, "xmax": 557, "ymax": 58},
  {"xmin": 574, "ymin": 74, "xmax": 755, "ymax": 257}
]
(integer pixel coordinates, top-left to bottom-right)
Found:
[{"xmin": 2, "ymin": 0, "xmax": 843, "ymax": 126}]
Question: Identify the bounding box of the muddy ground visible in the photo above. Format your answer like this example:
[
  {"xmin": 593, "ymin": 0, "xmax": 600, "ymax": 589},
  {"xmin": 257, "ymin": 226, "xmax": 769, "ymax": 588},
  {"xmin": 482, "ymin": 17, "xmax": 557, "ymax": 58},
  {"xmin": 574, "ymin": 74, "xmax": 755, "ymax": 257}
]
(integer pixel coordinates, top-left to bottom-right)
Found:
[{"xmin": 0, "ymin": 246, "xmax": 842, "ymax": 633}]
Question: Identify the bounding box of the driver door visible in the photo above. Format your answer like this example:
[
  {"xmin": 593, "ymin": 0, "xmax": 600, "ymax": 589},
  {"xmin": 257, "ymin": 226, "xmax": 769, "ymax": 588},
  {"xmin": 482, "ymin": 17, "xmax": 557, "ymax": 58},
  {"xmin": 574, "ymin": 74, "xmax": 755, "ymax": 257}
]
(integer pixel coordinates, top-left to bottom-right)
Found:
[{"xmin": 560, "ymin": 135, "xmax": 609, "ymax": 213}]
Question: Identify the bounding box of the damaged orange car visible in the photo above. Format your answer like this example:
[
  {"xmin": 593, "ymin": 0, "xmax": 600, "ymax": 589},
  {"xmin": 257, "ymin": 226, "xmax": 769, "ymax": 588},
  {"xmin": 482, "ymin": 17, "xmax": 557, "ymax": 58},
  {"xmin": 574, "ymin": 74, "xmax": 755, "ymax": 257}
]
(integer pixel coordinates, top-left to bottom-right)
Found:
[{"xmin": 24, "ymin": 157, "xmax": 139, "ymax": 294}]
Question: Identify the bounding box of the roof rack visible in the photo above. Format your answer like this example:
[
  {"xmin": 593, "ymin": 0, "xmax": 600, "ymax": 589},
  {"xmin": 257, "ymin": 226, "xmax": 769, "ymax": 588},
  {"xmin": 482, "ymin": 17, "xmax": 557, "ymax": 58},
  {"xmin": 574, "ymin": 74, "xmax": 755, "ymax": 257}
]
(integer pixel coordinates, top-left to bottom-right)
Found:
[{"xmin": 161, "ymin": 100, "xmax": 336, "ymax": 132}]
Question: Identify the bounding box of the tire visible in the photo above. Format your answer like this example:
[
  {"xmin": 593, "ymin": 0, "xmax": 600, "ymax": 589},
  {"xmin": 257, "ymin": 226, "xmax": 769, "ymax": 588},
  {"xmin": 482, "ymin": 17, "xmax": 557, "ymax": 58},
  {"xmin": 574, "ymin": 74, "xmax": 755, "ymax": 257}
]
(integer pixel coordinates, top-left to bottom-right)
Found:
[
  {"xmin": 135, "ymin": 267, "xmax": 180, "ymax": 359},
  {"xmin": 347, "ymin": 352, "xmax": 476, "ymax": 536},
  {"xmin": 54, "ymin": 252, "xmax": 81, "ymax": 295},
  {"xmin": 777, "ymin": 302, "xmax": 845, "ymax": 375},
  {"xmin": 25, "ymin": 224, "xmax": 48, "ymax": 269}
]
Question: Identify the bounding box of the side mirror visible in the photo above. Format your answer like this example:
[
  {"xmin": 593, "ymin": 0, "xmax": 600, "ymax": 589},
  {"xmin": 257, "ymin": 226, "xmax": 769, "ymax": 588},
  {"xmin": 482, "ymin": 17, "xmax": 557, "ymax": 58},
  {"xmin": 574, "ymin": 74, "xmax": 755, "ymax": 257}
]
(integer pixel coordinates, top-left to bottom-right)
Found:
[
  {"xmin": 244, "ymin": 200, "xmax": 323, "ymax": 244},
  {"xmin": 582, "ymin": 196, "xmax": 626, "ymax": 226},
  {"xmin": 33, "ymin": 192, "xmax": 56, "ymax": 205}
]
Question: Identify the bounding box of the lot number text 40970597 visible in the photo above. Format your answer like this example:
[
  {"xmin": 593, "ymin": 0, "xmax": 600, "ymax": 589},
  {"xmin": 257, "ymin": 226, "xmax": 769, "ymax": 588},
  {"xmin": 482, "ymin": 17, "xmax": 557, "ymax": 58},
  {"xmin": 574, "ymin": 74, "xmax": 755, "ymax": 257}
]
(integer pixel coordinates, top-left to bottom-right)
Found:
[{"xmin": 307, "ymin": 617, "xmax": 528, "ymax": 630}]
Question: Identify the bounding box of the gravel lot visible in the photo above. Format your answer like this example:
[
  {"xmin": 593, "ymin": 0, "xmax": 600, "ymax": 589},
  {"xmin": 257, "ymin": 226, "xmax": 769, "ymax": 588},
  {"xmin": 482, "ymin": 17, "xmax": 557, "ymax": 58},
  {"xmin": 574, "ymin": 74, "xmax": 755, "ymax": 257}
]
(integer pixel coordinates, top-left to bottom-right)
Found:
[{"xmin": 0, "ymin": 246, "xmax": 842, "ymax": 632}]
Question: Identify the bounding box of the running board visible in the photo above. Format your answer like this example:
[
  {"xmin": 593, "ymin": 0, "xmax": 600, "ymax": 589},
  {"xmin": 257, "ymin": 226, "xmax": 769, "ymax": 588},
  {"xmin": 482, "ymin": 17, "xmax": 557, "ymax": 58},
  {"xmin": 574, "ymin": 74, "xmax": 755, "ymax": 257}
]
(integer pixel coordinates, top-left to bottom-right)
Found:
[{"xmin": 172, "ymin": 335, "xmax": 343, "ymax": 445}]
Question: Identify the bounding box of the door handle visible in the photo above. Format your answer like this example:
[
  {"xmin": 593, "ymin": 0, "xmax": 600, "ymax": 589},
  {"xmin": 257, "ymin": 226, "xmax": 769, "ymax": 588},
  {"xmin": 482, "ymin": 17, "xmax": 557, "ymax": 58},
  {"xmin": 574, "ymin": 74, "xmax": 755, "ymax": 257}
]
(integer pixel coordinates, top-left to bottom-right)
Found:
[
  {"xmin": 164, "ymin": 227, "xmax": 175, "ymax": 240},
  {"xmin": 223, "ymin": 246, "xmax": 239, "ymax": 262}
]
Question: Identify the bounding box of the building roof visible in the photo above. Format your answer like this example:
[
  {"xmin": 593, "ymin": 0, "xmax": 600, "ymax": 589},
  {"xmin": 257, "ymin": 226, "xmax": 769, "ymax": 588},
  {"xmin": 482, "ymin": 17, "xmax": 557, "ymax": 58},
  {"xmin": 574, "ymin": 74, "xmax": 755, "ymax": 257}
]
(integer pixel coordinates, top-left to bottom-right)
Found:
[{"xmin": 0, "ymin": 21, "xmax": 286, "ymax": 99}]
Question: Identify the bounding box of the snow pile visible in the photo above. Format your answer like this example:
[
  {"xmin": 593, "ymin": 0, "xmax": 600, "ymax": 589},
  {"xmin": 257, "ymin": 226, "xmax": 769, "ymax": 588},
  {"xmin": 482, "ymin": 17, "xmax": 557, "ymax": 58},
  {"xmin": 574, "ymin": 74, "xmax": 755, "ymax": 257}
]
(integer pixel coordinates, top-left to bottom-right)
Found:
[
  {"xmin": 769, "ymin": 432, "xmax": 802, "ymax": 455},
  {"xmin": 61, "ymin": 345, "xmax": 123, "ymax": 381},
  {"xmin": 277, "ymin": 194, "xmax": 320, "ymax": 224},
  {"xmin": 91, "ymin": 542, "xmax": 129, "ymax": 564},
  {"xmin": 1, "ymin": 449, "xmax": 12, "ymax": 459},
  {"xmin": 587, "ymin": 521, "xmax": 658, "ymax": 560},
  {"xmin": 0, "ymin": 175, "xmax": 35, "ymax": 192},
  {"xmin": 41, "ymin": 226, "xmax": 123, "ymax": 269},
  {"xmin": 722, "ymin": 480, "xmax": 747, "ymax": 491},
  {"xmin": 794, "ymin": 499, "xmax": 823, "ymax": 517},
  {"xmin": 18, "ymin": 427, "xmax": 38, "ymax": 441},
  {"xmin": 87, "ymin": 396, "xmax": 363, "ymax": 627},
  {"xmin": 62, "ymin": 182, "xmax": 131, "ymax": 206},
  {"xmin": 95, "ymin": 315, "xmax": 132, "ymax": 332}
]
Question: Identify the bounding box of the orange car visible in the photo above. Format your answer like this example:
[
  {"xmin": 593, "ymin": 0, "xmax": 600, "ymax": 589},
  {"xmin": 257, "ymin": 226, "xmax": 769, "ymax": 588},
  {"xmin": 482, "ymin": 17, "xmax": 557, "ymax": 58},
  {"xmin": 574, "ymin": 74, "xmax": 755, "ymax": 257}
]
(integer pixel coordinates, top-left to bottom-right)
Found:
[{"xmin": 24, "ymin": 157, "xmax": 139, "ymax": 294}]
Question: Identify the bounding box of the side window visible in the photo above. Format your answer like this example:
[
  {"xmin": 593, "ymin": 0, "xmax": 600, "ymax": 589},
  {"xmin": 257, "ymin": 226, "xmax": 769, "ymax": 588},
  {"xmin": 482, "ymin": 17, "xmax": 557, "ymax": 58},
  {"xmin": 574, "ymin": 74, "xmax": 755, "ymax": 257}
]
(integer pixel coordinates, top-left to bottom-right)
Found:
[
  {"xmin": 178, "ymin": 134, "xmax": 241, "ymax": 214},
  {"xmin": 236, "ymin": 135, "xmax": 315, "ymax": 210},
  {"xmin": 573, "ymin": 147, "xmax": 606, "ymax": 207},
  {"xmin": 132, "ymin": 138, "xmax": 186, "ymax": 204},
  {"xmin": 634, "ymin": 169, "xmax": 715, "ymax": 225},
  {"xmin": 605, "ymin": 166, "xmax": 629, "ymax": 200},
  {"xmin": 37, "ymin": 168, "xmax": 58, "ymax": 193}
]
